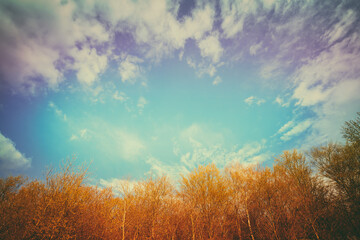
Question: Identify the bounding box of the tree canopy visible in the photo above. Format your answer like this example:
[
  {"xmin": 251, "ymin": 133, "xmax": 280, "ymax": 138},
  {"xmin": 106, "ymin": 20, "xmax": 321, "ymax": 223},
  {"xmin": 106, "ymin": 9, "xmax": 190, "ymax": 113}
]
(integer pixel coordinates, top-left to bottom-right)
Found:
[{"xmin": 1, "ymin": 114, "xmax": 359, "ymax": 239}]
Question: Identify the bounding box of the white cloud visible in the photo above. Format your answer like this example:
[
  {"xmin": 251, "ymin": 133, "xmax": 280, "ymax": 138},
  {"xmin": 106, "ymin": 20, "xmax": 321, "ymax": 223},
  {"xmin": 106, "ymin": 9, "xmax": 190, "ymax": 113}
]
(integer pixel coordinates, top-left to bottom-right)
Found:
[
  {"xmin": 244, "ymin": 96, "xmax": 255, "ymax": 105},
  {"xmin": 212, "ymin": 76, "xmax": 222, "ymax": 85},
  {"xmin": 146, "ymin": 156, "xmax": 190, "ymax": 180},
  {"xmin": 0, "ymin": 132, "xmax": 31, "ymax": 171},
  {"xmin": 146, "ymin": 124, "xmax": 270, "ymax": 180},
  {"xmin": 69, "ymin": 116, "xmax": 148, "ymax": 162},
  {"xmin": 259, "ymin": 60, "xmax": 284, "ymax": 79},
  {"xmin": 324, "ymin": 9, "xmax": 356, "ymax": 45},
  {"xmin": 244, "ymin": 96, "xmax": 266, "ymax": 105},
  {"xmin": 249, "ymin": 42, "xmax": 262, "ymax": 56},
  {"xmin": 147, "ymin": 140, "xmax": 270, "ymax": 180},
  {"xmin": 274, "ymin": 96, "xmax": 289, "ymax": 107},
  {"xmin": 0, "ymin": 0, "xmax": 218, "ymax": 94},
  {"xmin": 103, "ymin": 0, "xmax": 214, "ymax": 61},
  {"xmin": 137, "ymin": 96, "xmax": 148, "ymax": 113},
  {"xmin": 186, "ymin": 58, "xmax": 197, "ymax": 69},
  {"xmin": 93, "ymin": 127, "xmax": 146, "ymax": 162},
  {"xmin": 198, "ymin": 33, "xmax": 223, "ymax": 63},
  {"xmin": 277, "ymin": 120, "xmax": 294, "ymax": 134},
  {"xmin": 0, "ymin": 35, "xmax": 61, "ymax": 94},
  {"xmin": 222, "ymin": 14, "xmax": 245, "ymax": 39},
  {"xmin": 177, "ymin": 124, "xmax": 224, "ymax": 150},
  {"xmin": 112, "ymin": 130, "xmax": 145, "ymax": 161},
  {"xmin": 113, "ymin": 91, "xmax": 128, "ymax": 102},
  {"xmin": 292, "ymin": 36, "xmax": 360, "ymax": 107},
  {"xmin": 178, "ymin": 50, "xmax": 184, "ymax": 61},
  {"xmin": 186, "ymin": 58, "xmax": 220, "ymax": 77},
  {"xmin": 49, "ymin": 101, "xmax": 67, "ymax": 121},
  {"xmin": 119, "ymin": 55, "xmax": 144, "ymax": 84},
  {"xmin": 300, "ymin": 79, "xmax": 360, "ymax": 148},
  {"xmin": 257, "ymin": 99, "xmax": 266, "ymax": 105},
  {"xmin": 0, "ymin": 0, "xmax": 110, "ymax": 93},
  {"xmin": 220, "ymin": 0, "xmax": 259, "ymax": 38},
  {"xmin": 99, "ymin": 178, "xmax": 138, "ymax": 195},
  {"xmin": 73, "ymin": 47, "xmax": 108, "ymax": 86},
  {"xmin": 183, "ymin": 5, "xmax": 215, "ymax": 41},
  {"xmin": 262, "ymin": 0, "xmax": 276, "ymax": 9},
  {"xmin": 179, "ymin": 145, "xmax": 225, "ymax": 170},
  {"xmin": 0, "ymin": 1, "xmax": 61, "ymax": 93},
  {"xmin": 69, "ymin": 128, "xmax": 91, "ymax": 141},
  {"xmin": 233, "ymin": 140, "xmax": 265, "ymax": 159},
  {"xmin": 280, "ymin": 120, "xmax": 312, "ymax": 141},
  {"xmin": 69, "ymin": 135, "xmax": 78, "ymax": 141},
  {"xmin": 290, "ymin": 31, "xmax": 360, "ymax": 145}
]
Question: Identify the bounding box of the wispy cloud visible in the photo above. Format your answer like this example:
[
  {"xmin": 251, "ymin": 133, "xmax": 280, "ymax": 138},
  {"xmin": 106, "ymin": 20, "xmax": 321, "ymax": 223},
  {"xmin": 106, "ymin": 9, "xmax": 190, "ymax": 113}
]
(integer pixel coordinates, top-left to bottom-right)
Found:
[
  {"xmin": 277, "ymin": 120, "xmax": 294, "ymax": 134},
  {"xmin": 137, "ymin": 96, "xmax": 148, "ymax": 113},
  {"xmin": 292, "ymin": 36, "xmax": 360, "ymax": 107},
  {"xmin": 212, "ymin": 76, "xmax": 222, "ymax": 85},
  {"xmin": 274, "ymin": 96, "xmax": 290, "ymax": 107},
  {"xmin": 146, "ymin": 124, "xmax": 270, "ymax": 180},
  {"xmin": 324, "ymin": 9, "xmax": 356, "ymax": 45},
  {"xmin": 220, "ymin": 0, "xmax": 259, "ymax": 38},
  {"xmin": 280, "ymin": 120, "xmax": 312, "ymax": 141},
  {"xmin": 153, "ymin": 139, "xmax": 270, "ymax": 180},
  {"xmin": 70, "ymin": 129, "xmax": 90, "ymax": 141},
  {"xmin": 115, "ymin": 131, "xmax": 145, "ymax": 161},
  {"xmin": 249, "ymin": 42, "xmax": 262, "ymax": 56},
  {"xmin": 290, "ymin": 26, "xmax": 360, "ymax": 145},
  {"xmin": 244, "ymin": 96, "xmax": 266, "ymax": 106},
  {"xmin": 99, "ymin": 178, "xmax": 138, "ymax": 195},
  {"xmin": 259, "ymin": 60, "xmax": 285, "ymax": 79},
  {"xmin": 113, "ymin": 91, "xmax": 128, "ymax": 102},
  {"xmin": 49, "ymin": 101, "xmax": 67, "ymax": 121},
  {"xmin": 186, "ymin": 58, "xmax": 220, "ymax": 77},
  {"xmin": 69, "ymin": 116, "xmax": 148, "ymax": 163}
]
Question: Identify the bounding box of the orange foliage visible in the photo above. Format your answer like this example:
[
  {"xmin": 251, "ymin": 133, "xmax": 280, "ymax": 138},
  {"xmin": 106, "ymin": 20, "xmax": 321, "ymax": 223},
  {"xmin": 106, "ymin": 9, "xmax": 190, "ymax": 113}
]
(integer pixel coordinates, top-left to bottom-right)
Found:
[{"xmin": 1, "ymin": 139, "xmax": 359, "ymax": 239}]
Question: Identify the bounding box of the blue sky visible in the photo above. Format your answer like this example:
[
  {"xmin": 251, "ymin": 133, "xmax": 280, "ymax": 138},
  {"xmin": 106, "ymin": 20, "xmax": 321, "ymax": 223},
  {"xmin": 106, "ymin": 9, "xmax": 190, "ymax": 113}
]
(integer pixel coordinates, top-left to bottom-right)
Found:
[{"xmin": 0, "ymin": 0, "xmax": 359, "ymax": 186}]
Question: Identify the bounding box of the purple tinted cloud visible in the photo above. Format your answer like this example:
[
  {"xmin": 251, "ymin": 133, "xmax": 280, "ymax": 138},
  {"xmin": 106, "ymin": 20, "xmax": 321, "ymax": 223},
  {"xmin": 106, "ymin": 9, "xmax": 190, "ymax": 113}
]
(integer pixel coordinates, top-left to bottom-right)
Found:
[{"xmin": 0, "ymin": 0, "xmax": 359, "ymax": 95}]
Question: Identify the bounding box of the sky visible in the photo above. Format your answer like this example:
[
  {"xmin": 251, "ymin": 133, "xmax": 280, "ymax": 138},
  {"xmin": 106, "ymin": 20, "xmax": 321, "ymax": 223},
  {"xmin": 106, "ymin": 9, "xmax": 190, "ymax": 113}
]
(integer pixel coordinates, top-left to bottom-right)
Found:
[{"xmin": 0, "ymin": 0, "xmax": 359, "ymax": 186}]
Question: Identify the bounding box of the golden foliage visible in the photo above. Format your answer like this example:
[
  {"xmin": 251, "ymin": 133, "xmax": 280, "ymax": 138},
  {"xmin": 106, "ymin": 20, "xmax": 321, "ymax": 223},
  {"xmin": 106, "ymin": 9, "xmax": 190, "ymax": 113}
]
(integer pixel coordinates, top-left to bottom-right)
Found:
[
  {"xmin": 1, "ymin": 158, "xmax": 358, "ymax": 239},
  {"xmin": 1, "ymin": 115, "xmax": 359, "ymax": 239}
]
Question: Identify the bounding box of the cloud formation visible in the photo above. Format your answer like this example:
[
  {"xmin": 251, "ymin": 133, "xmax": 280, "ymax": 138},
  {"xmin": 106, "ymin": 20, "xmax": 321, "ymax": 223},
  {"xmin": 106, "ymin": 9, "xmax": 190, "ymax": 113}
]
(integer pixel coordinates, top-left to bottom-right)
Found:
[
  {"xmin": 73, "ymin": 48, "xmax": 108, "ymax": 86},
  {"xmin": 244, "ymin": 96, "xmax": 266, "ymax": 106},
  {"xmin": 70, "ymin": 129, "xmax": 90, "ymax": 141},
  {"xmin": 212, "ymin": 76, "xmax": 222, "ymax": 85},
  {"xmin": 113, "ymin": 91, "xmax": 128, "ymax": 102},
  {"xmin": 0, "ymin": 132, "xmax": 31, "ymax": 172},
  {"xmin": 49, "ymin": 101, "xmax": 67, "ymax": 121},
  {"xmin": 99, "ymin": 178, "xmax": 138, "ymax": 195},
  {"xmin": 149, "ymin": 139, "xmax": 270, "ymax": 180},
  {"xmin": 198, "ymin": 33, "xmax": 223, "ymax": 63},
  {"xmin": 119, "ymin": 55, "xmax": 144, "ymax": 84},
  {"xmin": 274, "ymin": 96, "xmax": 289, "ymax": 107},
  {"xmin": 137, "ymin": 96, "xmax": 148, "ymax": 113},
  {"xmin": 146, "ymin": 124, "xmax": 270, "ymax": 180},
  {"xmin": 0, "ymin": 0, "xmax": 359, "ymax": 181},
  {"xmin": 0, "ymin": 0, "xmax": 110, "ymax": 93},
  {"xmin": 280, "ymin": 120, "xmax": 312, "ymax": 141}
]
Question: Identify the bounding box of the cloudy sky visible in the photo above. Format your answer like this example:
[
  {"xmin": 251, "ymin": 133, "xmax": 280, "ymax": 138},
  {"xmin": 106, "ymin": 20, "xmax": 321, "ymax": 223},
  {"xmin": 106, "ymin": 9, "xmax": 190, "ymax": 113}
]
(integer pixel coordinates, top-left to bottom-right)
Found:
[{"xmin": 0, "ymin": 0, "xmax": 359, "ymax": 184}]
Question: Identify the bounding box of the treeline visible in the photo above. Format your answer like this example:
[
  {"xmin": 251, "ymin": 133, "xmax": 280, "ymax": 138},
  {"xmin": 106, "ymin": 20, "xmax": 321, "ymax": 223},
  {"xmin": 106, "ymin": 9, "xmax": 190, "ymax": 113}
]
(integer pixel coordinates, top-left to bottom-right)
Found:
[{"xmin": 1, "ymin": 114, "xmax": 359, "ymax": 240}]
